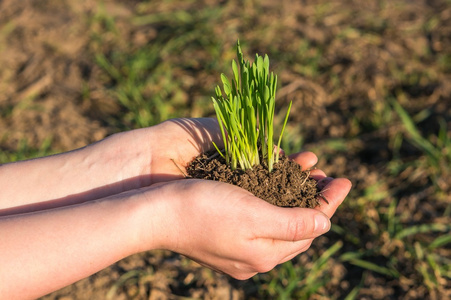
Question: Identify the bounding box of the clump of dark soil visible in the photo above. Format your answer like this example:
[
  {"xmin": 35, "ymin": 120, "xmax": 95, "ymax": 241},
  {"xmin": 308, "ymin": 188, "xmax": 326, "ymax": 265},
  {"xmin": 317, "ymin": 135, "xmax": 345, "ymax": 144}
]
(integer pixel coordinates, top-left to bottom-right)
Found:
[{"xmin": 187, "ymin": 151, "xmax": 322, "ymax": 208}]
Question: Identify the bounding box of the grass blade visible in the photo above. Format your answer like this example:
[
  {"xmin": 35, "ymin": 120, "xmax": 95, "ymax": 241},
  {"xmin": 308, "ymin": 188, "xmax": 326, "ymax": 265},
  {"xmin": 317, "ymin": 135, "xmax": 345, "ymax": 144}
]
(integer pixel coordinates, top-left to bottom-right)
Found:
[
  {"xmin": 391, "ymin": 100, "xmax": 441, "ymax": 164},
  {"xmin": 395, "ymin": 223, "xmax": 451, "ymax": 240}
]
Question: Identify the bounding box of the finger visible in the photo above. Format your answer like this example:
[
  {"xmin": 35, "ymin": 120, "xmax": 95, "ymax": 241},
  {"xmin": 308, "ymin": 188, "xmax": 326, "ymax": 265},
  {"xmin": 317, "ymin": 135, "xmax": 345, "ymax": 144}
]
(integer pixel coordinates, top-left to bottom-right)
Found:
[
  {"xmin": 279, "ymin": 147, "xmax": 285, "ymax": 156},
  {"xmin": 274, "ymin": 179, "xmax": 351, "ymax": 263},
  {"xmin": 288, "ymin": 151, "xmax": 318, "ymax": 170},
  {"xmin": 249, "ymin": 198, "xmax": 331, "ymax": 241},
  {"xmin": 317, "ymin": 177, "xmax": 333, "ymax": 190},
  {"xmin": 310, "ymin": 169, "xmax": 327, "ymax": 179},
  {"xmin": 316, "ymin": 178, "xmax": 352, "ymax": 218}
]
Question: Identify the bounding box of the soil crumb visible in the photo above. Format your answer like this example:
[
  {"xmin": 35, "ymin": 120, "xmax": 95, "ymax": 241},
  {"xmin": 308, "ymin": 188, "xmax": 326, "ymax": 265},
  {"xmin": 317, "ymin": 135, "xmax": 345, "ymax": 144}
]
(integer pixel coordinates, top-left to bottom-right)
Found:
[{"xmin": 187, "ymin": 151, "xmax": 322, "ymax": 208}]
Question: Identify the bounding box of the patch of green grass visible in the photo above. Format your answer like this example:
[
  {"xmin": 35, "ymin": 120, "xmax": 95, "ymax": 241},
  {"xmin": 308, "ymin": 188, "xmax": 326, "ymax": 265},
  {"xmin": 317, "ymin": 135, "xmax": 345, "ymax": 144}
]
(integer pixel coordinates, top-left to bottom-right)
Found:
[
  {"xmin": 252, "ymin": 241, "xmax": 343, "ymax": 299},
  {"xmin": 87, "ymin": 1, "xmax": 229, "ymax": 130},
  {"xmin": 91, "ymin": 0, "xmax": 450, "ymax": 297},
  {"xmin": 13, "ymin": 0, "xmax": 446, "ymax": 298},
  {"xmin": 107, "ymin": 268, "xmax": 154, "ymax": 299},
  {"xmin": 0, "ymin": 138, "xmax": 54, "ymax": 164},
  {"xmin": 77, "ymin": 0, "xmax": 451, "ymax": 298},
  {"xmin": 391, "ymin": 98, "xmax": 450, "ymax": 193}
]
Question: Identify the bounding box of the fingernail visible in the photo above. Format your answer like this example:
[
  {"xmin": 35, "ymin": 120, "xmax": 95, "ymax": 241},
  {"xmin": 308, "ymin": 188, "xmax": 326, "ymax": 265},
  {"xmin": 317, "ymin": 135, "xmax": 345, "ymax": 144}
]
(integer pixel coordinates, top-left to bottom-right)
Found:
[{"xmin": 314, "ymin": 214, "xmax": 331, "ymax": 235}]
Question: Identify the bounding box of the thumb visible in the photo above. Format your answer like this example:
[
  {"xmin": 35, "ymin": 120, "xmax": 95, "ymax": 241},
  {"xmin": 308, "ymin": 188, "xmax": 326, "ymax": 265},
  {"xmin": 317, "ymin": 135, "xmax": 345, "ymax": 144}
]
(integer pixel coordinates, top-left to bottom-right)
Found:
[{"xmin": 250, "ymin": 201, "xmax": 331, "ymax": 241}]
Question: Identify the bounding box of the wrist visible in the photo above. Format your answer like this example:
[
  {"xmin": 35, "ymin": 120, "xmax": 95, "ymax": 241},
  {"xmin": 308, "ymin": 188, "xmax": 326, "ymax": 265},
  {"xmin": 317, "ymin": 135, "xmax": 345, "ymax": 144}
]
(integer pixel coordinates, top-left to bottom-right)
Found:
[
  {"xmin": 130, "ymin": 183, "xmax": 179, "ymax": 253},
  {"xmin": 85, "ymin": 127, "xmax": 156, "ymax": 191}
]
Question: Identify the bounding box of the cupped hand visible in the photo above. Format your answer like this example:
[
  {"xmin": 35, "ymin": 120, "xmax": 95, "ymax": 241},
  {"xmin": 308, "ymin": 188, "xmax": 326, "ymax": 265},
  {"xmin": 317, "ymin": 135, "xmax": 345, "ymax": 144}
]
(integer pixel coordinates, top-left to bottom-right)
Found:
[{"xmin": 139, "ymin": 175, "xmax": 351, "ymax": 280}]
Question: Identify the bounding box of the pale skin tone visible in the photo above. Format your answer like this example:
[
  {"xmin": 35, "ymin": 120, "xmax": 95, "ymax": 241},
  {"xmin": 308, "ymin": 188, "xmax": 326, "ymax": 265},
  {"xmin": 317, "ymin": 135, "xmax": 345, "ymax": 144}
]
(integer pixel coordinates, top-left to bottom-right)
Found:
[{"xmin": 0, "ymin": 118, "xmax": 352, "ymax": 299}]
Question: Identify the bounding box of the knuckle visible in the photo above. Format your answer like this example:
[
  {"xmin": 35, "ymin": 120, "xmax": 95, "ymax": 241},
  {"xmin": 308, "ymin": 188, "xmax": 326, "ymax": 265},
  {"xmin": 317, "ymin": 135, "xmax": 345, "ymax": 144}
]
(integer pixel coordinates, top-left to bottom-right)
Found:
[
  {"xmin": 233, "ymin": 272, "xmax": 257, "ymax": 280},
  {"xmin": 286, "ymin": 216, "xmax": 307, "ymax": 241},
  {"xmin": 255, "ymin": 262, "xmax": 277, "ymax": 273},
  {"xmin": 253, "ymin": 257, "xmax": 278, "ymax": 273}
]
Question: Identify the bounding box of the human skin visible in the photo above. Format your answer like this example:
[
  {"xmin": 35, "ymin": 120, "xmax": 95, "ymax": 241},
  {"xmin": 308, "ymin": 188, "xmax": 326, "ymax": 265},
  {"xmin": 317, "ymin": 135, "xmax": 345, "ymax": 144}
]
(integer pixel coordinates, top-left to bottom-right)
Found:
[{"xmin": 0, "ymin": 118, "xmax": 351, "ymax": 299}]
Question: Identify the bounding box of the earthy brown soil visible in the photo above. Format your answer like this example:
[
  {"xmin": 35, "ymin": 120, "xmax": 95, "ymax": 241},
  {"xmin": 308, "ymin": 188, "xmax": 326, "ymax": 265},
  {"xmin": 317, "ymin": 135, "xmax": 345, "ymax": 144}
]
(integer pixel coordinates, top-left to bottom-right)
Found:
[{"xmin": 187, "ymin": 152, "xmax": 322, "ymax": 208}]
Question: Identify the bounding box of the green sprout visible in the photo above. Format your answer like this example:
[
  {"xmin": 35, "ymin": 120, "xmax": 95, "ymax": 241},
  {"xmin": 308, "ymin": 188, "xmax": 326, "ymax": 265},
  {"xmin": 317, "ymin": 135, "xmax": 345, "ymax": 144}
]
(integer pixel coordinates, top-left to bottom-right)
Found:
[{"xmin": 212, "ymin": 41, "xmax": 292, "ymax": 173}]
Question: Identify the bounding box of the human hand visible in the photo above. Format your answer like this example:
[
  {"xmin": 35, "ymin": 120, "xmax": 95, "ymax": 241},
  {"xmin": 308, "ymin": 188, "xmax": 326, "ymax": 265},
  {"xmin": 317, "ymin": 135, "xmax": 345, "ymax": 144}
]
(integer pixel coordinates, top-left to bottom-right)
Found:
[
  {"xmin": 145, "ymin": 118, "xmax": 224, "ymax": 183},
  {"xmin": 136, "ymin": 175, "xmax": 351, "ymax": 280}
]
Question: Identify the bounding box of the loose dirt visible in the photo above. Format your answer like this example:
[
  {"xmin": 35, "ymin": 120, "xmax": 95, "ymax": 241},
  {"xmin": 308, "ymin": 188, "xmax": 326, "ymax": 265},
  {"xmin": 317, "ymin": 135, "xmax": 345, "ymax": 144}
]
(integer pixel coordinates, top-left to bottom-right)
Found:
[{"xmin": 187, "ymin": 152, "xmax": 321, "ymax": 208}]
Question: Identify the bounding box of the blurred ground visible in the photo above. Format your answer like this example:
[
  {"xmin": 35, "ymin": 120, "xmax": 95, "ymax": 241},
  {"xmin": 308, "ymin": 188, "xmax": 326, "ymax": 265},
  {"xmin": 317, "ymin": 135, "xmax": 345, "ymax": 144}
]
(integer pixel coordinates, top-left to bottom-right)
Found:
[{"xmin": 1, "ymin": 0, "xmax": 450, "ymax": 299}]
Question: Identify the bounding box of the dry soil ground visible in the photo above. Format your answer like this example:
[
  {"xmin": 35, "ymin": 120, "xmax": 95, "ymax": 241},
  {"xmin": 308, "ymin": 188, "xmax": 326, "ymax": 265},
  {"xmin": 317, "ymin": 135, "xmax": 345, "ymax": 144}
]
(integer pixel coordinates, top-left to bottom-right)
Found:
[{"xmin": 1, "ymin": 0, "xmax": 450, "ymax": 299}]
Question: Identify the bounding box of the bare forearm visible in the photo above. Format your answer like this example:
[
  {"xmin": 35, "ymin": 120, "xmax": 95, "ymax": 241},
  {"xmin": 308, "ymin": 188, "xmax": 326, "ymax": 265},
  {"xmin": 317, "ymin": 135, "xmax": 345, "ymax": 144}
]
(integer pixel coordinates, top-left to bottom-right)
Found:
[
  {"xmin": 0, "ymin": 118, "xmax": 221, "ymax": 214},
  {"xmin": 0, "ymin": 190, "xmax": 154, "ymax": 299},
  {"xmin": 0, "ymin": 129, "xmax": 153, "ymax": 213}
]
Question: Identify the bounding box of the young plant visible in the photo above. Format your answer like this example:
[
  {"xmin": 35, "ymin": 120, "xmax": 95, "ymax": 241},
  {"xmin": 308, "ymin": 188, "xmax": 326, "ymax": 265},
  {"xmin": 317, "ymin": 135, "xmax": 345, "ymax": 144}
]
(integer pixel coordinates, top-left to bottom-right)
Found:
[{"xmin": 212, "ymin": 41, "xmax": 292, "ymax": 172}]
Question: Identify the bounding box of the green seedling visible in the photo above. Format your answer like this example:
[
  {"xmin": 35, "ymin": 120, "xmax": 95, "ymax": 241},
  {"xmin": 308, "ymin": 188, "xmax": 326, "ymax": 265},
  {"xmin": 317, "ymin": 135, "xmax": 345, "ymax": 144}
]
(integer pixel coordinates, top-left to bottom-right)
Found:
[{"xmin": 212, "ymin": 41, "xmax": 292, "ymax": 172}]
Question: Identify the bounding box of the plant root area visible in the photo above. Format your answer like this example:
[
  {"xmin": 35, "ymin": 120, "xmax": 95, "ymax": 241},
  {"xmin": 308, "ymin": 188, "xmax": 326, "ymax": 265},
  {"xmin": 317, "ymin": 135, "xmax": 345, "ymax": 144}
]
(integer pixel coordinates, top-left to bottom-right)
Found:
[{"xmin": 187, "ymin": 152, "xmax": 322, "ymax": 208}]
